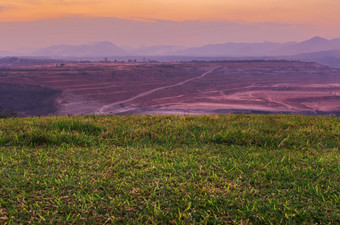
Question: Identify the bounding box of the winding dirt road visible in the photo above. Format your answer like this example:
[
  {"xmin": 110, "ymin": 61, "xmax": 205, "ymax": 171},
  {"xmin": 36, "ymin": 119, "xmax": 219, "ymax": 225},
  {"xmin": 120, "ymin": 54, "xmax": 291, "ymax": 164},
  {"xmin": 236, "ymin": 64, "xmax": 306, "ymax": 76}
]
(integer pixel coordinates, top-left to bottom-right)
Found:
[{"xmin": 95, "ymin": 66, "xmax": 221, "ymax": 114}]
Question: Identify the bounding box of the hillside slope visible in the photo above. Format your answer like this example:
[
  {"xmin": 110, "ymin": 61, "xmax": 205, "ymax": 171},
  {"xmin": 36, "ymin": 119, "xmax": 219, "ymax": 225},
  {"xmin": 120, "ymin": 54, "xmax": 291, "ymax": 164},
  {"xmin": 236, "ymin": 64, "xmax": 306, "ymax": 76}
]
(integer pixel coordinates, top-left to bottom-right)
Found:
[{"xmin": 0, "ymin": 115, "xmax": 339, "ymax": 224}]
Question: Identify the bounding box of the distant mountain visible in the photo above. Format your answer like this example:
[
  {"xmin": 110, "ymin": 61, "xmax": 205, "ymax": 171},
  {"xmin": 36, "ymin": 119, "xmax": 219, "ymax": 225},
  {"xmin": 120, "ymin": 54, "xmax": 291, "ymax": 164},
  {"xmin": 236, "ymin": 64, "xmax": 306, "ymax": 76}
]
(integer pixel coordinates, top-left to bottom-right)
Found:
[
  {"xmin": 0, "ymin": 50, "xmax": 19, "ymax": 57},
  {"xmin": 277, "ymin": 37, "xmax": 340, "ymax": 55},
  {"xmin": 178, "ymin": 37, "xmax": 340, "ymax": 57},
  {"xmin": 127, "ymin": 45, "xmax": 186, "ymax": 56},
  {"xmin": 288, "ymin": 49, "xmax": 340, "ymax": 68},
  {"xmin": 178, "ymin": 42, "xmax": 293, "ymax": 57},
  {"xmin": 32, "ymin": 41, "xmax": 127, "ymax": 57},
  {"xmin": 297, "ymin": 49, "xmax": 340, "ymax": 58},
  {"xmin": 3, "ymin": 36, "xmax": 340, "ymax": 58}
]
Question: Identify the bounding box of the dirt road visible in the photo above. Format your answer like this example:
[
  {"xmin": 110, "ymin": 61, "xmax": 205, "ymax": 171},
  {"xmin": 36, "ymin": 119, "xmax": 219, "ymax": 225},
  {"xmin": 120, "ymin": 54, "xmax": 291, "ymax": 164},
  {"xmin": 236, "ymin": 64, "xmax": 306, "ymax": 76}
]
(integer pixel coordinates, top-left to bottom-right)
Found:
[{"xmin": 95, "ymin": 66, "xmax": 222, "ymax": 114}]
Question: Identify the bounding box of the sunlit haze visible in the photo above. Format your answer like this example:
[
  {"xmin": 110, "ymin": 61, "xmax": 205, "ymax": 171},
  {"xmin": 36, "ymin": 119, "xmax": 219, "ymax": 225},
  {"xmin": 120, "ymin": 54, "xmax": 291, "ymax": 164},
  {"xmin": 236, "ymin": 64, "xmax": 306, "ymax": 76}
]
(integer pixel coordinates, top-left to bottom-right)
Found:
[{"xmin": 1, "ymin": 0, "xmax": 340, "ymax": 51}]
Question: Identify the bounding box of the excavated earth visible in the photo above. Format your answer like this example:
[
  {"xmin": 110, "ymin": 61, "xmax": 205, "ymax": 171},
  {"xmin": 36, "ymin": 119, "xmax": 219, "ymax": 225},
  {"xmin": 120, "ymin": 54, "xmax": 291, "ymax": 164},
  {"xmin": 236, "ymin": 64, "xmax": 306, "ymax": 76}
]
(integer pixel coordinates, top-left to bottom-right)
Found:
[{"xmin": 0, "ymin": 61, "xmax": 339, "ymax": 116}]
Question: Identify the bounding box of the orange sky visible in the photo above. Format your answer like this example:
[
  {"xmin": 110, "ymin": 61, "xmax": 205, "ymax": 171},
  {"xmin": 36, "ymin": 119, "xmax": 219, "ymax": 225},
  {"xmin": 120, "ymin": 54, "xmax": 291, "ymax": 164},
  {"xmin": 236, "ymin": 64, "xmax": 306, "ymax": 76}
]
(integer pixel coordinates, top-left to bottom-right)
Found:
[
  {"xmin": 1, "ymin": 0, "xmax": 340, "ymax": 26},
  {"xmin": 1, "ymin": 0, "xmax": 340, "ymax": 51}
]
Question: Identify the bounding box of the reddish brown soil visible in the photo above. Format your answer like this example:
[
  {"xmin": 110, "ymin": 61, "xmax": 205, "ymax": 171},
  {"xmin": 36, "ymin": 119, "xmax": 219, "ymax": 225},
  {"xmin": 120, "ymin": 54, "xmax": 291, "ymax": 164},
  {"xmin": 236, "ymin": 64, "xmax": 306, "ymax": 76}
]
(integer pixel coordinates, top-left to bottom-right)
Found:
[{"xmin": 0, "ymin": 61, "xmax": 339, "ymax": 116}]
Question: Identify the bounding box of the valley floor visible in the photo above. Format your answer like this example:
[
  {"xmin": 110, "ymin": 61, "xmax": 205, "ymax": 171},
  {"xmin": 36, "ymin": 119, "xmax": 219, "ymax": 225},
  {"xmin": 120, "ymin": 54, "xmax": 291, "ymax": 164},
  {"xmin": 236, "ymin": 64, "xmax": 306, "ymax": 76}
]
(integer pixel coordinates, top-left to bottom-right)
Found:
[{"xmin": 0, "ymin": 61, "xmax": 339, "ymax": 116}]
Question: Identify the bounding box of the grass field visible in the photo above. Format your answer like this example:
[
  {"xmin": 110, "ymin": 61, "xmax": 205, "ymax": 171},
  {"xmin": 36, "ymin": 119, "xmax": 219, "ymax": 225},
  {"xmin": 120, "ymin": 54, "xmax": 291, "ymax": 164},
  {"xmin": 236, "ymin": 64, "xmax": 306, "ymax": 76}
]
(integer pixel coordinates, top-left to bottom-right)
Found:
[{"xmin": 0, "ymin": 114, "xmax": 339, "ymax": 224}]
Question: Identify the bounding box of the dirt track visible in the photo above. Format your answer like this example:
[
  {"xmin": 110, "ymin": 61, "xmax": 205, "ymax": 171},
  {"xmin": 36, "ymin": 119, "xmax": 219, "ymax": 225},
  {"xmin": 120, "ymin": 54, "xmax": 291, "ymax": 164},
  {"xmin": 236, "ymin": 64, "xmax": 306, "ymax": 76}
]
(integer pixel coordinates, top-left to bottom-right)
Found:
[
  {"xmin": 95, "ymin": 66, "xmax": 222, "ymax": 114},
  {"xmin": 0, "ymin": 61, "xmax": 339, "ymax": 116}
]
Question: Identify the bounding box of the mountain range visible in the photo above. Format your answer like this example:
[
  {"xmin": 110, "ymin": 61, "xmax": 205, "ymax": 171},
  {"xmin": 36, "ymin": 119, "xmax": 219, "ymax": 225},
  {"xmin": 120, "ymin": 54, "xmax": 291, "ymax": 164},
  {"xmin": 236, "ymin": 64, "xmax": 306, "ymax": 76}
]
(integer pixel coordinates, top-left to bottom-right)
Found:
[
  {"xmin": 0, "ymin": 36, "xmax": 339, "ymax": 58},
  {"xmin": 1, "ymin": 36, "xmax": 340, "ymax": 68},
  {"xmin": 32, "ymin": 41, "xmax": 127, "ymax": 57},
  {"xmin": 178, "ymin": 37, "xmax": 340, "ymax": 57}
]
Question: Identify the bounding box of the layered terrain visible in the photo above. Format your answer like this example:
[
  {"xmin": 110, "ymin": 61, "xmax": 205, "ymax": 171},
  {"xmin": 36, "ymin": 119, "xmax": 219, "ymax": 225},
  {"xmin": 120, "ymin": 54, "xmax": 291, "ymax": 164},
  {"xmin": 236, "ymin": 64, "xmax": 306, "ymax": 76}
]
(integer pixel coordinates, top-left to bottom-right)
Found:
[{"xmin": 0, "ymin": 61, "xmax": 339, "ymax": 116}]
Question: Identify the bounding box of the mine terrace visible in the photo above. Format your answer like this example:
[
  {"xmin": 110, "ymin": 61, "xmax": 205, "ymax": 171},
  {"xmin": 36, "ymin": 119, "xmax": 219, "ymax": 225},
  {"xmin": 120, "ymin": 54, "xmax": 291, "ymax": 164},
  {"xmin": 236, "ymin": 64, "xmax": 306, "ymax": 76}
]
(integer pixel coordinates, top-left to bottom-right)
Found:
[{"xmin": 0, "ymin": 60, "xmax": 339, "ymax": 116}]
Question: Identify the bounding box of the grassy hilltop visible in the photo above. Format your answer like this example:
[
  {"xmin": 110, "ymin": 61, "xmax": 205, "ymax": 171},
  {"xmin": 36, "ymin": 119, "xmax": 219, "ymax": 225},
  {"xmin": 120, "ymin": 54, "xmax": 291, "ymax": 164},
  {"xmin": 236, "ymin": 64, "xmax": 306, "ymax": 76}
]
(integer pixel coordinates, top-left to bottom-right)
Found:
[{"xmin": 0, "ymin": 114, "xmax": 339, "ymax": 224}]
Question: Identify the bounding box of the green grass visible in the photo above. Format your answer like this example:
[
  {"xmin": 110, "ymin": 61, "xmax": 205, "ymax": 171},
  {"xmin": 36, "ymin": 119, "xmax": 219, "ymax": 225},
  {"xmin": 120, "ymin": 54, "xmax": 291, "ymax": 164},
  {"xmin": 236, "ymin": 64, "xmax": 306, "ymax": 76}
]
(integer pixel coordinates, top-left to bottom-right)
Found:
[{"xmin": 0, "ymin": 114, "xmax": 339, "ymax": 224}]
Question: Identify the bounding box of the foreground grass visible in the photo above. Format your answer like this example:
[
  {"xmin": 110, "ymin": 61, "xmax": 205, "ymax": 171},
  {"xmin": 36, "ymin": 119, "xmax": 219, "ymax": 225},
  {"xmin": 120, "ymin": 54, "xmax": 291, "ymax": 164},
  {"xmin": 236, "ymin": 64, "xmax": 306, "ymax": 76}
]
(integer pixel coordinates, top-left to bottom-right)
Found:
[{"xmin": 0, "ymin": 114, "xmax": 339, "ymax": 224}]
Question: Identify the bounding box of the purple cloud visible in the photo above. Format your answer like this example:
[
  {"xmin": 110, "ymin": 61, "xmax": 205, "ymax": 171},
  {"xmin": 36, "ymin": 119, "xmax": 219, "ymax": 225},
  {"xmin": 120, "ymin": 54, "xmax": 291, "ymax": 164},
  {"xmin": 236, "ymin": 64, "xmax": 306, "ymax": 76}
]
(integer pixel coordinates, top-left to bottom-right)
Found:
[{"xmin": 0, "ymin": 17, "xmax": 334, "ymax": 51}]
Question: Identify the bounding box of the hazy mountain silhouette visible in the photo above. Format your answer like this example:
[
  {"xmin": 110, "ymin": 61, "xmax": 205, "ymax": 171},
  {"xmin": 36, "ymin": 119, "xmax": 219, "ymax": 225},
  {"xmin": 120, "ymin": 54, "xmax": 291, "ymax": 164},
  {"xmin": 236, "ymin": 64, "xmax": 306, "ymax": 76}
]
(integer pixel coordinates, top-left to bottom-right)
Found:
[
  {"xmin": 127, "ymin": 45, "xmax": 186, "ymax": 56},
  {"xmin": 178, "ymin": 42, "xmax": 292, "ymax": 57},
  {"xmin": 289, "ymin": 49, "xmax": 340, "ymax": 68},
  {"xmin": 2, "ymin": 36, "xmax": 340, "ymax": 58},
  {"xmin": 0, "ymin": 50, "xmax": 19, "ymax": 57},
  {"xmin": 32, "ymin": 41, "xmax": 127, "ymax": 57},
  {"xmin": 178, "ymin": 37, "xmax": 340, "ymax": 57},
  {"xmin": 297, "ymin": 49, "xmax": 340, "ymax": 58},
  {"xmin": 277, "ymin": 37, "xmax": 340, "ymax": 55}
]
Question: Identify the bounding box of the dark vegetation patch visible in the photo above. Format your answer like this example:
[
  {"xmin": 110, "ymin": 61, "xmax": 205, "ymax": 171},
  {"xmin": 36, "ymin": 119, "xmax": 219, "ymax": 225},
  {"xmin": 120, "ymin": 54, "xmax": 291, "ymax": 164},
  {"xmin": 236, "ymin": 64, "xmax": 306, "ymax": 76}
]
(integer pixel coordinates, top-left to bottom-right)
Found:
[
  {"xmin": 0, "ymin": 57, "xmax": 65, "ymax": 67},
  {"xmin": 0, "ymin": 107, "xmax": 16, "ymax": 118},
  {"xmin": 0, "ymin": 117, "xmax": 102, "ymax": 147},
  {"xmin": 0, "ymin": 83, "xmax": 61, "ymax": 116},
  {"xmin": 0, "ymin": 115, "xmax": 338, "ymax": 149}
]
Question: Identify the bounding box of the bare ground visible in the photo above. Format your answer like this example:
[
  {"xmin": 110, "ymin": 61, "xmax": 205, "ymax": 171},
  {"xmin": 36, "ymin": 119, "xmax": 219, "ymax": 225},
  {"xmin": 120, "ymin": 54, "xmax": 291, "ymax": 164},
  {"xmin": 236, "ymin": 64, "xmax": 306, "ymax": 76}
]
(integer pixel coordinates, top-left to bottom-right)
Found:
[{"xmin": 0, "ymin": 61, "xmax": 339, "ymax": 116}]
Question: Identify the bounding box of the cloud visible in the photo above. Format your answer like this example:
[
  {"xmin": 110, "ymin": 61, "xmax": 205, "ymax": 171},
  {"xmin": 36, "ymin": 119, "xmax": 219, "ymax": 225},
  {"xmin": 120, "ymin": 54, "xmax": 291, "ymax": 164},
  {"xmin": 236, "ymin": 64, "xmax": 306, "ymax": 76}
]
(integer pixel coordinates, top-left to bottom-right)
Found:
[
  {"xmin": 0, "ymin": 17, "xmax": 335, "ymax": 51},
  {"xmin": 0, "ymin": 6, "xmax": 4, "ymax": 12}
]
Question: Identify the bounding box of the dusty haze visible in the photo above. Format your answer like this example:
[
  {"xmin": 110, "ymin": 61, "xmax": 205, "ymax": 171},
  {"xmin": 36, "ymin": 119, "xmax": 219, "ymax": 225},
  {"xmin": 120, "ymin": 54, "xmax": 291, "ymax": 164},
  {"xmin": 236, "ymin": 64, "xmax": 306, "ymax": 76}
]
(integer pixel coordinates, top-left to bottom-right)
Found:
[{"xmin": 1, "ymin": 0, "xmax": 340, "ymax": 51}]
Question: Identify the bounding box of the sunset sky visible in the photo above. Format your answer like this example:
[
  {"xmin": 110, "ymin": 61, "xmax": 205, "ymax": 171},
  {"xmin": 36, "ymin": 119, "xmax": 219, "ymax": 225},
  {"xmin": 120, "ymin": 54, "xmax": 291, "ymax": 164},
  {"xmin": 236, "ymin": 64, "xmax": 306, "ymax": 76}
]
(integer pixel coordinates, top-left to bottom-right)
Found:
[{"xmin": 1, "ymin": 0, "xmax": 340, "ymax": 51}]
